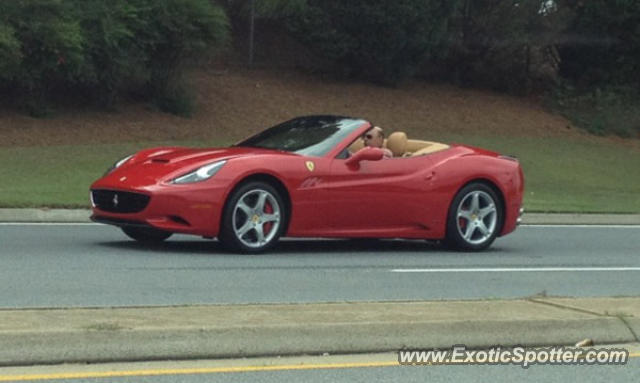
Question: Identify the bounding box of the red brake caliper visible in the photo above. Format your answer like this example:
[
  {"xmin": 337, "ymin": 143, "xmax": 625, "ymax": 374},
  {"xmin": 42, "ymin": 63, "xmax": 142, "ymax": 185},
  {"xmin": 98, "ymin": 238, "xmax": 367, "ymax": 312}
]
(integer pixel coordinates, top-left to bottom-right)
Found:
[
  {"xmin": 459, "ymin": 216, "xmax": 467, "ymax": 232},
  {"xmin": 263, "ymin": 201, "xmax": 274, "ymax": 235}
]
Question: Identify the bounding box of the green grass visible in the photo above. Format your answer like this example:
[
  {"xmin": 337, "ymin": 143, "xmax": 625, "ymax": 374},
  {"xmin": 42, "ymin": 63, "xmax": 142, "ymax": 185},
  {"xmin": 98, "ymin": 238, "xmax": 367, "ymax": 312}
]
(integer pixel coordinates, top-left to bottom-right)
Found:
[
  {"xmin": 439, "ymin": 134, "xmax": 640, "ymax": 213},
  {"xmin": 0, "ymin": 140, "xmax": 216, "ymax": 208},
  {"xmin": 1, "ymin": 136, "xmax": 639, "ymax": 213},
  {"xmin": 548, "ymin": 86, "xmax": 640, "ymax": 138}
]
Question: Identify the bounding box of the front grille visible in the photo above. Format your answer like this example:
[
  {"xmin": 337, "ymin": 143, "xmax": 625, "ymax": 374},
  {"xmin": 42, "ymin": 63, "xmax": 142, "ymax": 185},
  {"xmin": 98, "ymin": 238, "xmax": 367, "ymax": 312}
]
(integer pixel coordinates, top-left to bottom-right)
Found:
[{"xmin": 91, "ymin": 189, "xmax": 150, "ymax": 213}]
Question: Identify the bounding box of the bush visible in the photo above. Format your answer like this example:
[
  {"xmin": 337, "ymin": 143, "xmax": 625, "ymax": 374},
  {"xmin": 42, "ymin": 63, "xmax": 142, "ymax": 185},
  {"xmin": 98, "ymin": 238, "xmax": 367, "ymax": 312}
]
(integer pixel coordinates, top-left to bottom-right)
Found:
[
  {"xmin": 285, "ymin": 0, "xmax": 458, "ymax": 85},
  {"xmin": 0, "ymin": 0, "xmax": 86, "ymax": 114},
  {"xmin": 154, "ymin": 84, "xmax": 196, "ymax": 118},
  {"xmin": 72, "ymin": 0, "xmax": 147, "ymax": 107},
  {"xmin": 0, "ymin": 0, "xmax": 229, "ymax": 116},
  {"xmin": 549, "ymin": 85, "xmax": 640, "ymax": 137},
  {"xmin": 132, "ymin": 0, "xmax": 229, "ymax": 102}
]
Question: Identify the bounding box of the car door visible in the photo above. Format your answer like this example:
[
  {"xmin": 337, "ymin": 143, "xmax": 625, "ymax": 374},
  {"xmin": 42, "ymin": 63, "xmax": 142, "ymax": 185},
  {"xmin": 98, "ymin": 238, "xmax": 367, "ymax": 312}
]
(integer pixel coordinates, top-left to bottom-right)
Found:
[{"xmin": 320, "ymin": 155, "xmax": 435, "ymax": 236}]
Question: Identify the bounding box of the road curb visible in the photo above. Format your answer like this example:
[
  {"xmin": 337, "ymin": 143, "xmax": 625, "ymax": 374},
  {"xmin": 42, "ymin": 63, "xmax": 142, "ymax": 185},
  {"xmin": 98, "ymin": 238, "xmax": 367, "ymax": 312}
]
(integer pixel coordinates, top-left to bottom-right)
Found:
[
  {"xmin": 1, "ymin": 298, "xmax": 638, "ymax": 366},
  {"xmin": 1, "ymin": 209, "xmax": 640, "ymax": 225},
  {"xmin": 523, "ymin": 213, "xmax": 640, "ymax": 225},
  {"xmin": 0, "ymin": 209, "xmax": 91, "ymax": 223}
]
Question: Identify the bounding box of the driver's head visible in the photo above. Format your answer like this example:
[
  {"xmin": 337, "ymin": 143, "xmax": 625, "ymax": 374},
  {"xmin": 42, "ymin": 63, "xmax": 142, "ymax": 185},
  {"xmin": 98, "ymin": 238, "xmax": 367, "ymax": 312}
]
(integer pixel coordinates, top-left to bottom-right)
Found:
[{"xmin": 363, "ymin": 126, "xmax": 385, "ymax": 149}]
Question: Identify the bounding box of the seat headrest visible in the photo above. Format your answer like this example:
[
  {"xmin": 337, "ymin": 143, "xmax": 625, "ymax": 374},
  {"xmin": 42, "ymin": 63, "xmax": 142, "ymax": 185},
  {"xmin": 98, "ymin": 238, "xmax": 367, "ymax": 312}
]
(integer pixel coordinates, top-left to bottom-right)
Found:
[{"xmin": 386, "ymin": 132, "xmax": 408, "ymax": 157}]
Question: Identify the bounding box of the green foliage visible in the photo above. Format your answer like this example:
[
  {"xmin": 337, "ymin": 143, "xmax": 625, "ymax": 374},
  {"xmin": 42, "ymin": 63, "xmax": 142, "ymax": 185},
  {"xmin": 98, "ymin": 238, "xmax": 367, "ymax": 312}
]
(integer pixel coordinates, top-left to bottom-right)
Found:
[
  {"xmin": 0, "ymin": 0, "xmax": 86, "ymax": 114},
  {"xmin": 224, "ymin": 0, "xmax": 307, "ymax": 19},
  {"xmin": 74, "ymin": 0, "xmax": 145, "ymax": 107},
  {"xmin": 0, "ymin": 22, "xmax": 22, "ymax": 81},
  {"xmin": 285, "ymin": 0, "xmax": 459, "ymax": 85},
  {"xmin": 549, "ymin": 85, "xmax": 640, "ymax": 137},
  {"xmin": 153, "ymin": 84, "xmax": 196, "ymax": 118},
  {"xmin": 135, "ymin": 0, "xmax": 230, "ymax": 96},
  {"xmin": 545, "ymin": 0, "xmax": 640, "ymax": 137},
  {"xmin": 557, "ymin": 0, "xmax": 640, "ymax": 88},
  {"xmin": 441, "ymin": 0, "xmax": 570, "ymax": 94},
  {"xmin": 0, "ymin": 0, "xmax": 229, "ymax": 116}
]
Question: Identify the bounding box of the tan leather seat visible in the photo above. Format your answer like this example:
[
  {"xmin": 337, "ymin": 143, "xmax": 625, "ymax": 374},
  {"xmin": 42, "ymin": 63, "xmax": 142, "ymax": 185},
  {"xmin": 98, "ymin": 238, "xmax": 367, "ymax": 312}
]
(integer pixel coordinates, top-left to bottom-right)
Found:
[
  {"xmin": 410, "ymin": 142, "xmax": 450, "ymax": 156},
  {"xmin": 386, "ymin": 132, "xmax": 408, "ymax": 157},
  {"xmin": 348, "ymin": 138, "xmax": 365, "ymax": 153}
]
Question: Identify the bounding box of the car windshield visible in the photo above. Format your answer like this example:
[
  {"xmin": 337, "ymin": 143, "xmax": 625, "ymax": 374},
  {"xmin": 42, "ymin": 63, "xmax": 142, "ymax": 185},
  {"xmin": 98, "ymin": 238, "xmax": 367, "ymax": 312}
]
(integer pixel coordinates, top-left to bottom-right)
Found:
[{"xmin": 235, "ymin": 116, "xmax": 365, "ymax": 157}]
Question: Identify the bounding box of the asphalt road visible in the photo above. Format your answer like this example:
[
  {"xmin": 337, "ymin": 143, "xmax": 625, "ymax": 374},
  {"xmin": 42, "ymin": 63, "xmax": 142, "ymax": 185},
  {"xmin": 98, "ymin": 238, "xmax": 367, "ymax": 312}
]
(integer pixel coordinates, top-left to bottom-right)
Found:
[
  {"xmin": 0, "ymin": 224, "xmax": 639, "ymax": 308},
  {"xmin": 2, "ymin": 347, "xmax": 638, "ymax": 383}
]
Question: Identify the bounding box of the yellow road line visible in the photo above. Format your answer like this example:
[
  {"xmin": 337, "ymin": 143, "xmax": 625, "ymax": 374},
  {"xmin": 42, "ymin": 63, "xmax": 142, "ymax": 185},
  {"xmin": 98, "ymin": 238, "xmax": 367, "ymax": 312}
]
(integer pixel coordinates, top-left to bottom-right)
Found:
[
  {"xmin": 2, "ymin": 353, "xmax": 639, "ymax": 382},
  {"xmin": 0, "ymin": 361, "xmax": 399, "ymax": 382}
]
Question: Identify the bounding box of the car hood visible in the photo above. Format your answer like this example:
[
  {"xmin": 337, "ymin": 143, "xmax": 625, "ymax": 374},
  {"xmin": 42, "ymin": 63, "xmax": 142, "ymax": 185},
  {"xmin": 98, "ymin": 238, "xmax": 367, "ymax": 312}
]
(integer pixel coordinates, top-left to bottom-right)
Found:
[{"xmin": 95, "ymin": 146, "xmax": 294, "ymax": 189}]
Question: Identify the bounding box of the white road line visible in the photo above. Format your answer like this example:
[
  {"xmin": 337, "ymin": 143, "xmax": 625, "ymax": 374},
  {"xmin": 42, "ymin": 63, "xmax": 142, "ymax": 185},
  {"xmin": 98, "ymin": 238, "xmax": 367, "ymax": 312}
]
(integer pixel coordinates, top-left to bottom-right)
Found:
[{"xmin": 391, "ymin": 267, "xmax": 640, "ymax": 273}]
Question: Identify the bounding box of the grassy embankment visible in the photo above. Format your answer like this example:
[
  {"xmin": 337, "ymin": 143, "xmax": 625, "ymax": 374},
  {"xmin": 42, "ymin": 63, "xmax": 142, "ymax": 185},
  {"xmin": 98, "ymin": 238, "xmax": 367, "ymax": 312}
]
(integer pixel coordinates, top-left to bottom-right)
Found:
[
  {"xmin": 0, "ymin": 135, "xmax": 638, "ymax": 213},
  {"xmin": 1, "ymin": 69, "xmax": 638, "ymax": 212}
]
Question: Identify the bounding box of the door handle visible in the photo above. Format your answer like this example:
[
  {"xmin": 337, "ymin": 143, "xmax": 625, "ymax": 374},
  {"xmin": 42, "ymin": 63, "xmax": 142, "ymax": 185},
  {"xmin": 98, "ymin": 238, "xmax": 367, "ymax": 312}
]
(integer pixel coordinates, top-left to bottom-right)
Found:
[{"xmin": 425, "ymin": 171, "xmax": 435, "ymax": 181}]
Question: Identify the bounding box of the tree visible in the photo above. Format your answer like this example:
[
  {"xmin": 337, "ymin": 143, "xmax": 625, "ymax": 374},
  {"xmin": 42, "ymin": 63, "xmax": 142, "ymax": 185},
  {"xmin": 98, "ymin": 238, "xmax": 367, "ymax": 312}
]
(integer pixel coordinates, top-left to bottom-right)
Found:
[
  {"xmin": 285, "ymin": 0, "xmax": 459, "ymax": 85},
  {"xmin": 222, "ymin": 0, "xmax": 307, "ymax": 65},
  {"xmin": 0, "ymin": 0, "xmax": 230, "ymax": 116},
  {"xmin": 441, "ymin": 0, "xmax": 570, "ymax": 93},
  {"xmin": 556, "ymin": 0, "xmax": 640, "ymax": 87}
]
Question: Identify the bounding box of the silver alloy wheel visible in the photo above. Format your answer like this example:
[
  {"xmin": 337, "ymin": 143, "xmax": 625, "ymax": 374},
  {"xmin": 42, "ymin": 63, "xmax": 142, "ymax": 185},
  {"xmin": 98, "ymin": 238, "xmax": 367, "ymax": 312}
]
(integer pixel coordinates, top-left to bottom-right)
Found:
[
  {"xmin": 232, "ymin": 189, "xmax": 281, "ymax": 249},
  {"xmin": 456, "ymin": 190, "xmax": 498, "ymax": 246}
]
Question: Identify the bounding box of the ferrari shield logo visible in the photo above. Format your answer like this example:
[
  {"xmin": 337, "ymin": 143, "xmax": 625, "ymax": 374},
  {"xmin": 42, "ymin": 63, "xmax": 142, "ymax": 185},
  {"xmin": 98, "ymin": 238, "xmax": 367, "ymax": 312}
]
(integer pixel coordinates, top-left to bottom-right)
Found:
[{"xmin": 305, "ymin": 161, "xmax": 315, "ymax": 172}]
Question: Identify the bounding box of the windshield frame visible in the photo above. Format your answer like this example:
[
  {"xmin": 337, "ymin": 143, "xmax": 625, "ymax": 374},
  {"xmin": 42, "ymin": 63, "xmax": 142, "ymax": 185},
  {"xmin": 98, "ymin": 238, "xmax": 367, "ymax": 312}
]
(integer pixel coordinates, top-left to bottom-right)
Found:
[{"xmin": 234, "ymin": 116, "xmax": 371, "ymax": 158}]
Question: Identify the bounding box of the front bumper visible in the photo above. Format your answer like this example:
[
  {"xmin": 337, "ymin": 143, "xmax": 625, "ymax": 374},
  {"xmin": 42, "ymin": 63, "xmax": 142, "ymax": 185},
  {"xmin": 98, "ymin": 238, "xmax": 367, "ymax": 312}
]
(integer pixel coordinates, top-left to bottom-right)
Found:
[
  {"xmin": 90, "ymin": 184, "xmax": 227, "ymax": 237},
  {"xmin": 91, "ymin": 215, "xmax": 152, "ymax": 228}
]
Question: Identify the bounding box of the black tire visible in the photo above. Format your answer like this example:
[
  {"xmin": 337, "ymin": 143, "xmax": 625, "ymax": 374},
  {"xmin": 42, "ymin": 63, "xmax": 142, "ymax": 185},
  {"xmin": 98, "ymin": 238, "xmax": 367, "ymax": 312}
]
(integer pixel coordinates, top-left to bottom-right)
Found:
[
  {"xmin": 122, "ymin": 226, "xmax": 172, "ymax": 243},
  {"xmin": 218, "ymin": 181, "xmax": 287, "ymax": 253},
  {"xmin": 445, "ymin": 182, "xmax": 503, "ymax": 251}
]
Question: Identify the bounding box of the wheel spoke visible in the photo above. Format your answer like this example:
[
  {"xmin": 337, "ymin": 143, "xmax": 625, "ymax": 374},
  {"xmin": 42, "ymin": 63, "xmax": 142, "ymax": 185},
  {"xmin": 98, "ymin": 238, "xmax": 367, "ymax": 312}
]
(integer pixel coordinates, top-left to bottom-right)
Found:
[
  {"xmin": 255, "ymin": 224, "xmax": 266, "ymax": 244},
  {"xmin": 236, "ymin": 221, "xmax": 253, "ymax": 238},
  {"xmin": 458, "ymin": 210, "xmax": 472, "ymax": 220},
  {"xmin": 262, "ymin": 213, "xmax": 280, "ymax": 223},
  {"xmin": 470, "ymin": 193, "xmax": 480, "ymax": 212},
  {"xmin": 238, "ymin": 224, "xmax": 254, "ymax": 238},
  {"xmin": 463, "ymin": 224, "xmax": 475, "ymax": 240},
  {"xmin": 479, "ymin": 204, "xmax": 495, "ymax": 219},
  {"xmin": 236, "ymin": 200, "xmax": 252, "ymax": 216},
  {"xmin": 477, "ymin": 221, "xmax": 490, "ymax": 236},
  {"xmin": 255, "ymin": 191, "xmax": 268, "ymax": 212}
]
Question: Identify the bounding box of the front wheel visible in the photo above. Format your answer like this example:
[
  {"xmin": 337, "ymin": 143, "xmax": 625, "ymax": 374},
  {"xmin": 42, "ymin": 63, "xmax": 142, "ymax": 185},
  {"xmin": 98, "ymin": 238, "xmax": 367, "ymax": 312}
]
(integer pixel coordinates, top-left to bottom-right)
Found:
[
  {"xmin": 122, "ymin": 226, "xmax": 172, "ymax": 243},
  {"xmin": 445, "ymin": 183, "xmax": 503, "ymax": 251},
  {"xmin": 218, "ymin": 182, "xmax": 286, "ymax": 253}
]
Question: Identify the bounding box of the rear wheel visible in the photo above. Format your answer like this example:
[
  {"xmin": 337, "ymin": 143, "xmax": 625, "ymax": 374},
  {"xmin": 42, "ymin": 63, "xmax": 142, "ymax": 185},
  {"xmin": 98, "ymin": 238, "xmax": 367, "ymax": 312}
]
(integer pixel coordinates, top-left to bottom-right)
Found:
[
  {"xmin": 122, "ymin": 226, "xmax": 172, "ymax": 243},
  {"xmin": 445, "ymin": 183, "xmax": 503, "ymax": 251},
  {"xmin": 218, "ymin": 182, "xmax": 286, "ymax": 253}
]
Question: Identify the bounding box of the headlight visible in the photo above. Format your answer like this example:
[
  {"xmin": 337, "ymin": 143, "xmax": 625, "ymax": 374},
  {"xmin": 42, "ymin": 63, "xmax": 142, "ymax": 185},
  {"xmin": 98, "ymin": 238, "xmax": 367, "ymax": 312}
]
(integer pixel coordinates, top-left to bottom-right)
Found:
[
  {"xmin": 105, "ymin": 154, "xmax": 133, "ymax": 175},
  {"xmin": 172, "ymin": 160, "xmax": 227, "ymax": 184}
]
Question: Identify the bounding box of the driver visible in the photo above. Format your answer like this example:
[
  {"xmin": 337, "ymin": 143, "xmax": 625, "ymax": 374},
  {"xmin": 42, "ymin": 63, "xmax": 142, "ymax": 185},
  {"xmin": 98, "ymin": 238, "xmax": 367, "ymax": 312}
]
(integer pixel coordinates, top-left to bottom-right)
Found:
[{"xmin": 363, "ymin": 126, "xmax": 393, "ymax": 158}]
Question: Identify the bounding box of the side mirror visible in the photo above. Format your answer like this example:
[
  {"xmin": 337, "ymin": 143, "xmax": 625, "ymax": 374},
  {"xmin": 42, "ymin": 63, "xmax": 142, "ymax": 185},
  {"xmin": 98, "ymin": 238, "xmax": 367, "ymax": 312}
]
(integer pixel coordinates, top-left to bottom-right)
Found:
[{"xmin": 345, "ymin": 147, "xmax": 385, "ymax": 168}]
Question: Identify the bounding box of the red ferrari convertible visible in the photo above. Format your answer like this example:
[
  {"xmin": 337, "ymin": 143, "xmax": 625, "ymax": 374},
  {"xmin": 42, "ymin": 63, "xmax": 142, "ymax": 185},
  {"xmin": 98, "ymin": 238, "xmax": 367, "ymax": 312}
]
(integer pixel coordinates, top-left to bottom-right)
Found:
[{"xmin": 90, "ymin": 116, "xmax": 524, "ymax": 252}]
